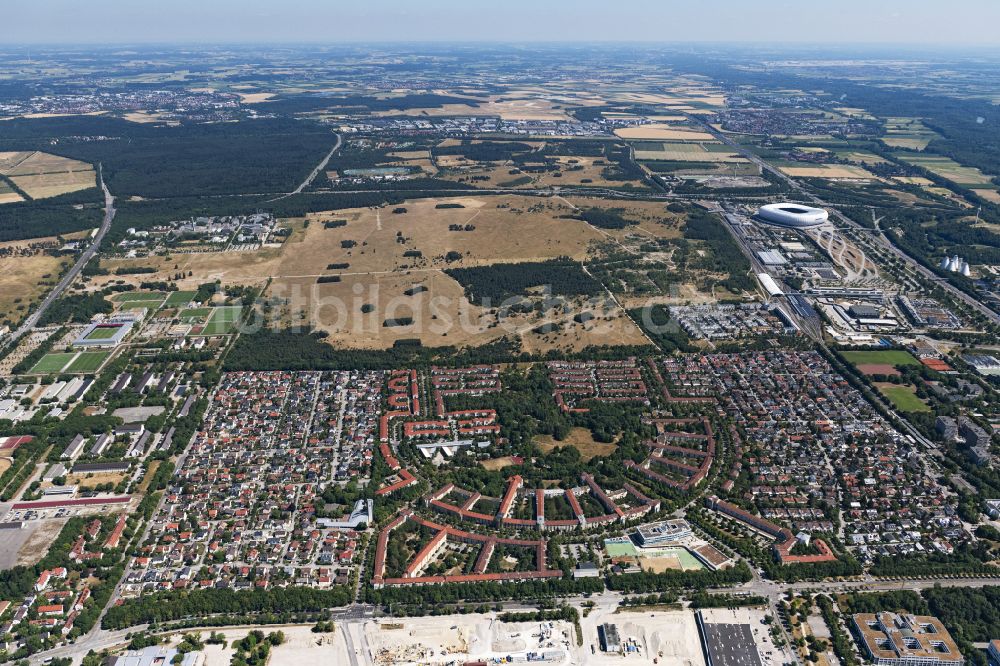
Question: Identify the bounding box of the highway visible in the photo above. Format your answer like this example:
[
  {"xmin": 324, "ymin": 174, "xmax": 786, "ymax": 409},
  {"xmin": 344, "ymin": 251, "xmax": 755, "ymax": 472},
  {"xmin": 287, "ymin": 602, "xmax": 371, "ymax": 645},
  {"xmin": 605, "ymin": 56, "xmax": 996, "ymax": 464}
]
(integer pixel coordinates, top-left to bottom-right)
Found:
[
  {"xmin": 686, "ymin": 113, "xmax": 1000, "ymax": 325},
  {"xmin": 270, "ymin": 132, "xmax": 342, "ymax": 201},
  {"xmin": 7, "ymin": 167, "xmax": 116, "ymax": 346}
]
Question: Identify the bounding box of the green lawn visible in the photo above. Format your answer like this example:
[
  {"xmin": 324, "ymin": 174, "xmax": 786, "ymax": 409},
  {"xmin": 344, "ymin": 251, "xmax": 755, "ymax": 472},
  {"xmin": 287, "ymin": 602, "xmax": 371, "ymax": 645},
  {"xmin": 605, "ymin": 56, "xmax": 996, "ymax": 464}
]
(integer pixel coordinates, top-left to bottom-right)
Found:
[
  {"xmin": 202, "ymin": 306, "xmax": 243, "ymax": 335},
  {"xmin": 112, "ymin": 291, "xmax": 165, "ymax": 304},
  {"xmin": 841, "ymin": 350, "xmax": 920, "ymax": 367},
  {"xmin": 164, "ymin": 290, "xmax": 198, "ymax": 307},
  {"xmin": 28, "ymin": 352, "xmax": 76, "ymax": 374},
  {"xmin": 178, "ymin": 307, "xmax": 213, "ymax": 322},
  {"xmin": 65, "ymin": 351, "xmax": 111, "ymax": 373},
  {"xmin": 83, "ymin": 325, "xmax": 122, "ymax": 340},
  {"xmin": 604, "ymin": 539, "xmax": 638, "ymax": 558},
  {"xmin": 876, "ymin": 383, "xmax": 931, "ymax": 413}
]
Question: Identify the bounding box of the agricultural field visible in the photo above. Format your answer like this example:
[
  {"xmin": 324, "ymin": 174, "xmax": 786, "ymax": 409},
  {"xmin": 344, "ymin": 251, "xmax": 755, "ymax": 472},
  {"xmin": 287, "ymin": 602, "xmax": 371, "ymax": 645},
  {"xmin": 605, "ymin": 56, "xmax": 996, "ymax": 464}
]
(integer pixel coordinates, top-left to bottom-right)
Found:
[
  {"xmin": 880, "ymin": 117, "xmax": 940, "ymax": 150},
  {"xmin": 0, "ymin": 179, "xmax": 23, "ymax": 204},
  {"xmin": 894, "ymin": 153, "xmax": 997, "ymax": 187},
  {"xmin": 632, "ymin": 141, "xmax": 742, "ymax": 162},
  {"xmin": 614, "ymin": 125, "xmax": 715, "ymax": 141},
  {"xmin": 778, "ymin": 163, "xmax": 876, "ymax": 179},
  {"xmin": 0, "ymin": 151, "xmax": 96, "ymax": 200}
]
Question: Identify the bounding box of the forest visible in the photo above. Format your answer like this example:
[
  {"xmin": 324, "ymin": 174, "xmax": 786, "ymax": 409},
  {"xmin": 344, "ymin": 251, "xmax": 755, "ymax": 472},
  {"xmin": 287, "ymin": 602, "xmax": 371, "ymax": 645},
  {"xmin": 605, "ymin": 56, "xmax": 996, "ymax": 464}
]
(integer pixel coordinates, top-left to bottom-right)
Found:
[
  {"xmin": 445, "ymin": 258, "xmax": 602, "ymax": 304},
  {"xmin": 0, "ymin": 115, "xmax": 335, "ymax": 198}
]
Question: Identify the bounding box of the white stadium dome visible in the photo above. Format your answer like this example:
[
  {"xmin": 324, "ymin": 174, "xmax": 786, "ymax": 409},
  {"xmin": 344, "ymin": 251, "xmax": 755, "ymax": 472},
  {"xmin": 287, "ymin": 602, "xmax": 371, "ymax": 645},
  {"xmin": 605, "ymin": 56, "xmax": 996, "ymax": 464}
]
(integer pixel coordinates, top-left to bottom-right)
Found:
[{"xmin": 756, "ymin": 203, "xmax": 829, "ymax": 228}]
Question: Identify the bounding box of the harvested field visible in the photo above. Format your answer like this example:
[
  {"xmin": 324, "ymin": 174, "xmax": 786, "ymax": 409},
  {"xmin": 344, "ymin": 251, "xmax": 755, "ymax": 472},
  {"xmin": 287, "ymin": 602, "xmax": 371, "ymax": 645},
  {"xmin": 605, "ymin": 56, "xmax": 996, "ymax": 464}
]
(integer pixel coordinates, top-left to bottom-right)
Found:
[
  {"xmin": 978, "ymin": 189, "xmax": 1000, "ymax": 204},
  {"xmin": 535, "ymin": 427, "xmax": 618, "ymax": 461},
  {"xmin": 1, "ymin": 151, "xmax": 96, "ymax": 199},
  {"xmin": 615, "ymin": 125, "xmax": 715, "ymax": 141},
  {"xmin": 779, "ymin": 164, "xmax": 876, "ymax": 179},
  {"xmin": 11, "ymin": 170, "xmax": 96, "ymax": 199}
]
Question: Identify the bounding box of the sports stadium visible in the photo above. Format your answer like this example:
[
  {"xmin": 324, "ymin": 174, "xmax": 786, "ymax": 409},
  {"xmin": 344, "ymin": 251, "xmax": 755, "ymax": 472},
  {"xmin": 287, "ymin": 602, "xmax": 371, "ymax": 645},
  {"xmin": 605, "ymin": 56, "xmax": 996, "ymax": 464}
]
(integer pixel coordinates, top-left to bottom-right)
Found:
[{"xmin": 756, "ymin": 203, "xmax": 829, "ymax": 228}]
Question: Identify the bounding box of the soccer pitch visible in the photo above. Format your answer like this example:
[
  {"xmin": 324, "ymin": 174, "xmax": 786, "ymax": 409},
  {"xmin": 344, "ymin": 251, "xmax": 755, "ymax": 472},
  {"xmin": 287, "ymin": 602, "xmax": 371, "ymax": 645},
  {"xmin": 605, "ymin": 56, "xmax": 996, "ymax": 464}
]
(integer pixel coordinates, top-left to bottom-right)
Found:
[
  {"xmin": 202, "ymin": 306, "xmax": 243, "ymax": 335},
  {"xmin": 164, "ymin": 290, "xmax": 198, "ymax": 307},
  {"xmin": 84, "ymin": 325, "xmax": 122, "ymax": 340},
  {"xmin": 65, "ymin": 351, "xmax": 111, "ymax": 373},
  {"xmin": 28, "ymin": 352, "xmax": 77, "ymax": 374}
]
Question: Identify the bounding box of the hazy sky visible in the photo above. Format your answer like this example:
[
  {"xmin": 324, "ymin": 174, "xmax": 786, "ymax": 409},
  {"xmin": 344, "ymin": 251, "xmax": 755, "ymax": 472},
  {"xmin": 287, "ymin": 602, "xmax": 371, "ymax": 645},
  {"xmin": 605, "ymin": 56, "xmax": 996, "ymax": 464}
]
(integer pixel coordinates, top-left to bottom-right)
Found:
[{"xmin": 3, "ymin": 0, "xmax": 1000, "ymax": 45}]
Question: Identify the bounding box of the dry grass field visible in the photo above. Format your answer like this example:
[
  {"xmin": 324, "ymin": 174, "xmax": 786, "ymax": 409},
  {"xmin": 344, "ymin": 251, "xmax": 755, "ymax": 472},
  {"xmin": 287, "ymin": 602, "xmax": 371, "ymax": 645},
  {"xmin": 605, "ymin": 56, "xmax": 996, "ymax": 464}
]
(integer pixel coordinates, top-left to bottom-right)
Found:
[
  {"xmin": 0, "ymin": 458, "xmax": 11, "ymax": 475},
  {"xmin": 65, "ymin": 471, "xmax": 127, "ymax": 489},
  {"xmin": 614, "ymin": 125, "xmax": 715, "ymax": 141},
  {"xmin": 373, "ymin": 94, "xmax": 573, "ymax": 121},
  {"xmin": 977, "ymin": 189, "xmax": 1000, "ymax": 204},
  {"xmin": 0, "ymin": 151, "xmax": 96, "ymax": 199},
  {"xmin": 0, "ymin": 241, "xmax": 70, "ymax": 324},
  {"xmin": 779, "ymin": 164, "xmax": 876, "ymax": 179},
  {"xmin": 0, "ymin": 185, "xmax": 23, "ymax": 204},
  {"xmin": 534, "ymin": 427, "xmax": 618, "ymax": 461},
  {"xmin": 480, "ymin": 456, "xmax": 520, "ymax": 471},
  {"xmin": 103, "ymin": 195, "xmax": 664, "ymax": 352},
  {"xmin": 436, "ymin": 156, "xmax": 645, "ymax": 189}
]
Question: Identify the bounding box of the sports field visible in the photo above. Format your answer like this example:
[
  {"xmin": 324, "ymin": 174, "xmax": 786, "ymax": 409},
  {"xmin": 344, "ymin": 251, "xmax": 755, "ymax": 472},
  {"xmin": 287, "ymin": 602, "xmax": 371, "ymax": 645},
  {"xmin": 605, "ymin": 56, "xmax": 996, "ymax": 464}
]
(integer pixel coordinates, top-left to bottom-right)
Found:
[
  {"xmin": 164, "ymin": 290, "xmax": 197, "ymax": 307},
  {"xmin": 83, "ymin": 325, "xmax": 122, "ymax": 340},
  {"xmin": 112, "ymin": 291, "xmax": 165, "ymax": 308},
  {"xmin": 65, "ymin": 351, "xmax": 111, "ymax": 373},
  {"xmin": 179, "ymin": 307, "xmax": 213, "ymax": 322},
  {"xmin": 203, "ymin": 306, "xmax": 243, "ymax": 335},
  {"xmin": 841, "ymin": 350, "xmax": 920, "ymax": 368},
  {"xmin": 28, "ymin": 352, "xmax": 77, "ymax": 374},
  {"xmin": 875, "ymin": 383, "xmax": 931, "ymax": 413},
  {"xmin": 604, "ymin": 538, "xmax": 638, "ymax": 558}
]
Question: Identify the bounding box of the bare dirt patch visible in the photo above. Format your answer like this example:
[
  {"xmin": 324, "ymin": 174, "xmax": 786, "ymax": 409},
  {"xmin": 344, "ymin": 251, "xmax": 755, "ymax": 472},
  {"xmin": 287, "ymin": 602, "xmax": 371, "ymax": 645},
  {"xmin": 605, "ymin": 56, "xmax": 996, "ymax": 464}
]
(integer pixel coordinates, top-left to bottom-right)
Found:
[
  {"xmin": 535, "ymin": 427, "xmax": 618, "ymax": 461},
  {"xmin": 16, "ymin": 518, "xmax": 68, "ymax": 566}
]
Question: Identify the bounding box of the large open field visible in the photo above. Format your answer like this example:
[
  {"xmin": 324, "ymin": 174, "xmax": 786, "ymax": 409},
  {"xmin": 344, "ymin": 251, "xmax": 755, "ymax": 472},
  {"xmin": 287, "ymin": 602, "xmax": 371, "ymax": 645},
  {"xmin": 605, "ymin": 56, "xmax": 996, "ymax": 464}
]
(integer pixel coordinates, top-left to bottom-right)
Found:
[
  {"xmin": 65, "ymin": 350, "xmax": 112, "ymax": 373},
  {"xmin": 880, "ymin": 118, "xmax": 940, "ymax": 150},
  {"xmin": 534, "ymin": 427, "xmax": 618, "ymax": 461},
  {"xmin": 202, "ymin": 305, "xmax": 243, "ymax": 335},
  {"xmin": 633, "ymin": 141, "xmax": 743, "ymax": 162},
  {"xmin": 101, "ymin": 195, "xmax": 673, "ymax": 351},
  {"xmin": 778, "ymin": 164, "xmax": 876, "ymax": 179},
  {"xmin": 895, "ymin": 154, "xmax": 996, "ymax": 188},
  {"xmin": 28, "ymin": 352, "xmax": 78, "ymax": 374},
  {"xmin": 875, "ymin": 383, "xmax": 931, "ymax": 413},
  {"xmin": 614, "ymin": 125, "xmax": 715, "ymax": 141},
  {"xmin": 0, "ymin": 151, "xmax": 96, "ymax": 200},
  {"xmin": 841, "ymin": 350, "xmax": 921, "ymax": 368},
  {"xmin": 0, "ymin": 241, "xmax": 69, "ymax": 325}
]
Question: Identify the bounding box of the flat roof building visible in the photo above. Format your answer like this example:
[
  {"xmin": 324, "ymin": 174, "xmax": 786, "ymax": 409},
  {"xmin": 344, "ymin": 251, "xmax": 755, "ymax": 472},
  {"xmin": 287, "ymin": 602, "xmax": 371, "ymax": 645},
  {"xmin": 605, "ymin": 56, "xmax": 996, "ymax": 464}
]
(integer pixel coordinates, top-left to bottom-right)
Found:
[{"xmin": 853, "ymin": 613, "xmax": 963, "ymax": 666}]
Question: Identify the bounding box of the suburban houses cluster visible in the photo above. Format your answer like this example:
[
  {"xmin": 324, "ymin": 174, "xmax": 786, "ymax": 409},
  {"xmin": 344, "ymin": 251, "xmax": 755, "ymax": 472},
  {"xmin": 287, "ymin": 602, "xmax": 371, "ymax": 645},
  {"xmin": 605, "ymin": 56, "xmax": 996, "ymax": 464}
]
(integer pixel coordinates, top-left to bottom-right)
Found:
[
  {"xmin": 123, "ymin": 370, "xmax": 382, "ymax": 596},
  {"xmin": 547, "ymin": 358, "xmax": 650, "ymax": 413},
  {"xmin": 662, "ymin": 351, "xmax": 967, "ymax": 563}
]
